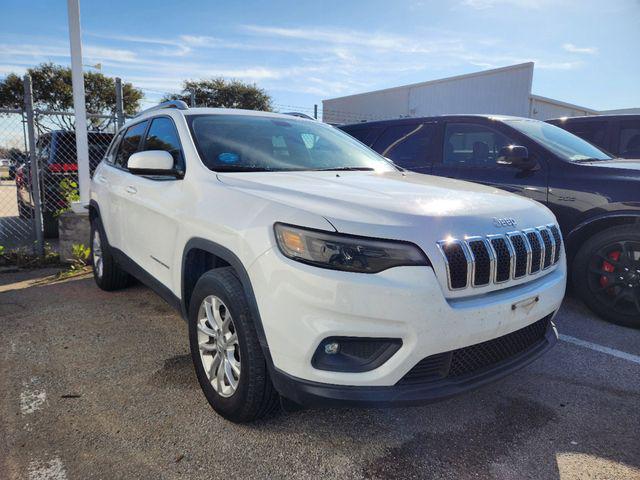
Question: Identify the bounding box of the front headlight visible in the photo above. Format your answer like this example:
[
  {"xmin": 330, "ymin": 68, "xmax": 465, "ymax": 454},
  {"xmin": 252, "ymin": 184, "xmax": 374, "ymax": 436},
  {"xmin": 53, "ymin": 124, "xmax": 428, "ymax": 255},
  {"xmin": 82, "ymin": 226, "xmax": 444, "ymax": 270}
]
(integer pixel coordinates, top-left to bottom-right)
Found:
[{"xmin": 274, "ymin": 223, "xmax": 430, "ymax": 273}]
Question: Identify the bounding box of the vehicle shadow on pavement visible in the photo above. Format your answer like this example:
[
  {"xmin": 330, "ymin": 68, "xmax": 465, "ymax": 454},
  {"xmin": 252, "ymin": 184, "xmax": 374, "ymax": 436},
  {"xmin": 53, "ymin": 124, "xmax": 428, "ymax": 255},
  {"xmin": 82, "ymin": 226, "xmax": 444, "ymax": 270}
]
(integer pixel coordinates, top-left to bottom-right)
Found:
[{"xmin": 1, "ymin": 271, "xmax": 639, "ymax": 479}]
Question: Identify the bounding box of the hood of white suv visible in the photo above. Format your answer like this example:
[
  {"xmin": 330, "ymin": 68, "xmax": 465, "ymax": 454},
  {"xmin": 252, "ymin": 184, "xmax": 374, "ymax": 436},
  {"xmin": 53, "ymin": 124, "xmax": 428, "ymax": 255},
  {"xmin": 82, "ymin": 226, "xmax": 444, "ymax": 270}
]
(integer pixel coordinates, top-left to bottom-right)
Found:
[{"xmin": 217, "ymin": 170, "xmax": 555, "ymax": 239}]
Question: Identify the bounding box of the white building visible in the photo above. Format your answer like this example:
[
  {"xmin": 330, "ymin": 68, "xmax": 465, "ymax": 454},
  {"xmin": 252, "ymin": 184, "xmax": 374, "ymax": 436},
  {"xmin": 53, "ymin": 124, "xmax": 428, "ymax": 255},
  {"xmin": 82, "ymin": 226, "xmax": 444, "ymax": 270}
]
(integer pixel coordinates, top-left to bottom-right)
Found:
[{"xmin": 322, "ymin": 62, "xmax": 599, "ymax": 124}]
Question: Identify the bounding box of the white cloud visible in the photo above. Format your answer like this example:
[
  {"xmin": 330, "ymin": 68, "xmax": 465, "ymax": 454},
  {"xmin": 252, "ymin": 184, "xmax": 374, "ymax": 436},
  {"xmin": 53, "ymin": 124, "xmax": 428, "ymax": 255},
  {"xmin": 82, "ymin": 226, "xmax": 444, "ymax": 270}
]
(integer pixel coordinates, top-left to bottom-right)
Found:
[{"xmin": 562, "ymin": 43, "xmax": 597, "ymax": 54}]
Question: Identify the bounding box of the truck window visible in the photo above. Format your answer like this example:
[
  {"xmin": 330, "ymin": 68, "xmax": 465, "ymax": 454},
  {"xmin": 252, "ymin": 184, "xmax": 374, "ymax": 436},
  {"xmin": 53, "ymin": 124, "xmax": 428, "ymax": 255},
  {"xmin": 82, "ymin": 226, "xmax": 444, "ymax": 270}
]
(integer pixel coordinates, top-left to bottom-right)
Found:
[
  {"xmin": 618, "ymin": 120, "xmax": 640, "ymax": 158},
  {"xmin": 564, "ymin": 121, "xmax": 608, "ymax": 150},
  {"xmin": 443, "ymin": 123, "xmax": 515, "ymax": 166},
  {"xmin": 340, "ymin": 126, "xmax": 384, "ymax": 147},
  {"xmin": 372, "ymin": 124, "xmax": 435, "ymax": 169}
]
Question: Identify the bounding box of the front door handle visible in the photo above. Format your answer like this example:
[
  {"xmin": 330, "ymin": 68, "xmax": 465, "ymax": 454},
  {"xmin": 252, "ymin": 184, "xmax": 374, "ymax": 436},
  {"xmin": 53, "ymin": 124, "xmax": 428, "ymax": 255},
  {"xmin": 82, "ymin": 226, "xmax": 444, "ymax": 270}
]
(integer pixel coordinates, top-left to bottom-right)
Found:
[
  {"xmin": 126, "ymin": 185, "xmax": 137, "ymax": 194},
  {"xmin": 96, "ymin": 175, "xmax": 107, "ymax": 184}
]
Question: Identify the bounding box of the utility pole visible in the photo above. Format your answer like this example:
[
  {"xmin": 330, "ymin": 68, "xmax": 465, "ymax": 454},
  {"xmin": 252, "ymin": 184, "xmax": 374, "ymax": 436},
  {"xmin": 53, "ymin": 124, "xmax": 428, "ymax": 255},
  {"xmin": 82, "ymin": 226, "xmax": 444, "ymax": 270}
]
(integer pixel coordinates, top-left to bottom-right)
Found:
[
  {"xmin": 23, "ymin": 76, "xmax": 44, "ymax": 255},
  {"xmin": 190, "ymin": 90, "xmax": 196, "ymax": 108},
  {"xmin": 115, "ymin": 77, "xmax": 124, "ymax": 128},
  {"xmin": 314, "ymin": 104, "xmax": 318, "ymax": 120},
  {"xmin": 66, "ymin": 0, "xmax": 90, "ymax": 206}
]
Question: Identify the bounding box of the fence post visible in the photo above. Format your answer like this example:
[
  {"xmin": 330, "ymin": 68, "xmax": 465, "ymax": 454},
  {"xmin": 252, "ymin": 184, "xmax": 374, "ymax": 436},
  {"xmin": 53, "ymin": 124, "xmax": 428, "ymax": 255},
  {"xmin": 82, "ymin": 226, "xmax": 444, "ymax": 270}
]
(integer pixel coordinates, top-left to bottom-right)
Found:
[
  {"xmin": 23, "ymin": 75, "xmax": 44, "ymax": 256},
  {"xmin": 190, "ymin": 90, "xmax": 196, "ymax": 108},
  {"xmin": 115, "ymin": 77, "xmax": 124, "ymax": 128},
  {"xmin": 314, "ymin": 104, "xmax": 318, "ymax": 120}
]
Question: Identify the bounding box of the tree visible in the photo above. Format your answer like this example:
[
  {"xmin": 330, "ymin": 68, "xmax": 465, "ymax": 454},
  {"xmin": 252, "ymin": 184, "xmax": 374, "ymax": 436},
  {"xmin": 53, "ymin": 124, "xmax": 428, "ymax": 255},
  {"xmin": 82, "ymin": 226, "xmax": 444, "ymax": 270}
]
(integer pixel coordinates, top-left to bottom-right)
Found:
[
  {"xmin": 162, "ymin": 78, "xmax": 272, "ymax": 111},
  {"xmin": 0, "ymin": 63, "xmax": 143, "ymax": 131}
]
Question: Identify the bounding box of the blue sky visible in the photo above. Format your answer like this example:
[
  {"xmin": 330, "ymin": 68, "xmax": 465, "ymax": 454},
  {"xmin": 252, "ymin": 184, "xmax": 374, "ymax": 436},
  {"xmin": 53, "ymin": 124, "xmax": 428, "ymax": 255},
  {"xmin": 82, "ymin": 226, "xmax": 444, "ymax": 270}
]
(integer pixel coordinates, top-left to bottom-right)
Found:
[{"xmin": 1, "ymin": 0, "xmax": 639, "ymax": 114}]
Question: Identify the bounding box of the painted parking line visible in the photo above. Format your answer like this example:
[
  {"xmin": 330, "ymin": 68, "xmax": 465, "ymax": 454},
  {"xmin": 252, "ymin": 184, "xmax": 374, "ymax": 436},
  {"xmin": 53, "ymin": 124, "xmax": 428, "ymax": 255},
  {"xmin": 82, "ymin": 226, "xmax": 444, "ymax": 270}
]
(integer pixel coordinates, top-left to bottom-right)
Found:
[{"xmin": 559, "ymin": 334, "xmax": 640, "ymax": 365}]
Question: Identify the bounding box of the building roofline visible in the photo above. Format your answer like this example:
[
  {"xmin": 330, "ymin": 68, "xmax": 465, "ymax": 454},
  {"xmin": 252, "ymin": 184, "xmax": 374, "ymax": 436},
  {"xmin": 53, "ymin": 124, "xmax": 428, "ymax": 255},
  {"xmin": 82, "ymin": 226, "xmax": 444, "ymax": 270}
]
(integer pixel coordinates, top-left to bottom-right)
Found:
[
  {"xmin": 323, "ymin": 62, "xmax": 535, "ymax": 103},
  {"xmin": 529, "ymin": 94, "xmax": 597, "ymax": 114}
]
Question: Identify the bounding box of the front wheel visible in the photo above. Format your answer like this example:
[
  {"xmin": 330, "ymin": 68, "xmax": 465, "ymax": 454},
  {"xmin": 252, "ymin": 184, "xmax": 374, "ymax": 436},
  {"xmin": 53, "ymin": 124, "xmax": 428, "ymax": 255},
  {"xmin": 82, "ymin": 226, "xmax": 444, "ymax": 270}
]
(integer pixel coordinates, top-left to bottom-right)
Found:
[
  {"xmin": 572, "ymin": 225, "xmax": 640, "ymax": 328},
  {"xmin": 188, "ymin": 268, "xmax": 279, "ymax": 422}
]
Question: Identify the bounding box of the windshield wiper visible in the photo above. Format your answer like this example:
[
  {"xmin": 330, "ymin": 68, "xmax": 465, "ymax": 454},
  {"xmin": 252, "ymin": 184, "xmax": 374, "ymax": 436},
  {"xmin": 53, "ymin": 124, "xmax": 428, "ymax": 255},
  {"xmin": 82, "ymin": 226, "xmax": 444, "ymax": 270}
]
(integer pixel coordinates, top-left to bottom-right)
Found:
[{"xmin": 313, "ymin": 166, "xmax": 376, "ymax": 171}]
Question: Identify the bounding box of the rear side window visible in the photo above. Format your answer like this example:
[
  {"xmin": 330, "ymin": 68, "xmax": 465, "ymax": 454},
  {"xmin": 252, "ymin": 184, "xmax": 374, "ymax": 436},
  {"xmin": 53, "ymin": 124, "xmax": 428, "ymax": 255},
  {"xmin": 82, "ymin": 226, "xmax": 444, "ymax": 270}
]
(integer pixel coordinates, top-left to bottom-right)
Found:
[
  {"xmin": 115, "ymin": 121, "xmax": 148, "ymax": 168},
  {"xmin": 371, "ymin": 124, "xmax": 435, "ymax": 169},
  {"xmin": 105, "ymin": 131, "xmax": 124, "ymax": 164},
  {"xmin": 341, "ymin": 126, "xmax": 383, "ymax": 147},
  {"xmin": 142, "ymin": 117, "xmax": 184, "ymax": 171},
  {"xmin": 618, "ymin": 120, "xmax": 640, "ymax": 158},
  {"xmin": 563, "ymin": 121, "xmax": 608, "ymax": 150}
]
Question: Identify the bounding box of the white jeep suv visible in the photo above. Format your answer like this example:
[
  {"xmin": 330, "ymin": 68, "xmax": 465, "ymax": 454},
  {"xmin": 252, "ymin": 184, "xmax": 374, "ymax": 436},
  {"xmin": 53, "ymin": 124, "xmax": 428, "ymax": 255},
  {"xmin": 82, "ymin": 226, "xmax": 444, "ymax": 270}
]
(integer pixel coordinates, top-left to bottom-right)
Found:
[{"xmin": 90, "ymin": 101, "xmax": 566, "ymax": 422}]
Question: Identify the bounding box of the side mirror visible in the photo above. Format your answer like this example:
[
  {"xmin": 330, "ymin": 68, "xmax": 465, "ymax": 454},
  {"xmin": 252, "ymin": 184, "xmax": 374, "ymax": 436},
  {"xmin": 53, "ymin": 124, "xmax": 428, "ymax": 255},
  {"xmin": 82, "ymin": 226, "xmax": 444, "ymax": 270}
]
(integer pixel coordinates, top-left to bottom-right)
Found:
[
  {"xmin": 127, "ymin": 150, "xmax": 175, "ymax": 175},
  {"xmin": 497, "ymin": 145, "xmax": 536, "ymax": 170}
]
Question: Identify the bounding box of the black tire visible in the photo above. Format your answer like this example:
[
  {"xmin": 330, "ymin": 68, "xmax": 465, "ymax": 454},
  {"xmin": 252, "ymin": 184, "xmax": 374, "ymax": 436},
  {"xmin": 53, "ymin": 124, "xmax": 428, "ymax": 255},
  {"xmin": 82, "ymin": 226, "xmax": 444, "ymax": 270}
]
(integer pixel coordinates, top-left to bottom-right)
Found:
[
  {"xmin": 572, "ymin": 225, "xmax": 640, "ymax": 328},
  {"xmin": 90, "ymin": 216, "xmax": 130, "ymax": 291},
  {"xmin": 43, "ymin": 212, "xmax": 59, "ymax": 238},
  {"xmin": 188, "ymin": 267, "xmax": 279, "ymax": 422}
]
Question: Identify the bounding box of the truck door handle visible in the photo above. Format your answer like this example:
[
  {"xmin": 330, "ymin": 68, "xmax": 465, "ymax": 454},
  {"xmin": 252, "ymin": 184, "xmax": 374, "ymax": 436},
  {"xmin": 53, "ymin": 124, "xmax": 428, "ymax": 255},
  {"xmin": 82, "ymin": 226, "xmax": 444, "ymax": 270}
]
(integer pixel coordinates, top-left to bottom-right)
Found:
[
  {"xmin": 126, "ymin": 185, "xmax": 137, "ymax": 194},
  {"xmin": 96, "ymin": 175, "xmax": 107, "ymax": 184}
]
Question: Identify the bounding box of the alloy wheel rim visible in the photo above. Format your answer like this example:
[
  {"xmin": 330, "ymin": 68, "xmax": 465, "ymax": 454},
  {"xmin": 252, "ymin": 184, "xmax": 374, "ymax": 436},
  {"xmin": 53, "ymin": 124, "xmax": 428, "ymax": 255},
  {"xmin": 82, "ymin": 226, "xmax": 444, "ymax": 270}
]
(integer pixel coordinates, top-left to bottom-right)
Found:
[
  {"xmin": 589, "ymin": 240, "xmax": 640, "ymax": 316},
  {"xmin": 197, "ymin": 295, "xmax": 241, "ymax": 397},
  {"xmin": 92, "ymin": 230, "xmax": 103, "ymax": 279}
]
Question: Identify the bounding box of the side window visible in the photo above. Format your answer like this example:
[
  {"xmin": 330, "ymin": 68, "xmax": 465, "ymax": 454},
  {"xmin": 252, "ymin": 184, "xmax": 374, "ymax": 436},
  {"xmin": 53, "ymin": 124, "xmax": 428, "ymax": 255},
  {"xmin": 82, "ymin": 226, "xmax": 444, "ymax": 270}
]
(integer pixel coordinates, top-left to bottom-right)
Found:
[
  {"xmin": 342, "ymin": 126, "xmax": 383, "ymax": 147},
  {"xmin": 564, "ymin": 121, "xmax": 608, "ymax": 150},
  {"xmin": 618, "ymin": 120, "xmax": 640, "ymax": 158},
  {"xmin": 114, "ymin": 121, "xmax": 148, "ymax": 168},
  {"xmin": 373, "ymin": 124, "xmax": 434, "ymax": 169},
  {"xmin": 443, "ymin": 123, "xmax": 515, "ymax": 167},
  {"xmin": 373, "ymin": 125, "xmax": 415, "ymax": 154},
  {"xmin": 142, "ymin": 117, "xmax": 185, "ymax": 171},
  {"xmin": 36, "ymin": 136, "xmax": 51, "ymax": 163},
  {"xmin": 105, "ymin": 131, "xmax": 124, "ymax": 164}
]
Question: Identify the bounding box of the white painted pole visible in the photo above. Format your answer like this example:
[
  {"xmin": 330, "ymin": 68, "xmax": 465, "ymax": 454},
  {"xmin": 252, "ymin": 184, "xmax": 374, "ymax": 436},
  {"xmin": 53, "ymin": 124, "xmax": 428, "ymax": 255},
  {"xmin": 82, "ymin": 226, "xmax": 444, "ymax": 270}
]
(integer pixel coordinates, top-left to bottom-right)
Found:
[{"xmin": 67, "ymin": 0, "xmax": 90, "ymax": 205}]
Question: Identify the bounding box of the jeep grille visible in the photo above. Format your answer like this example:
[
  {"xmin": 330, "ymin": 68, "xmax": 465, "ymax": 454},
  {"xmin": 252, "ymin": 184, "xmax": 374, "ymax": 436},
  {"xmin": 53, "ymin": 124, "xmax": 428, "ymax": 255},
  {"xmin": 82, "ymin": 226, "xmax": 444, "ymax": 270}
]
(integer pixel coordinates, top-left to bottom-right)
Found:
[{"xmin": 438, "ymin": 224, "xmax": 562, "ymax": 290}]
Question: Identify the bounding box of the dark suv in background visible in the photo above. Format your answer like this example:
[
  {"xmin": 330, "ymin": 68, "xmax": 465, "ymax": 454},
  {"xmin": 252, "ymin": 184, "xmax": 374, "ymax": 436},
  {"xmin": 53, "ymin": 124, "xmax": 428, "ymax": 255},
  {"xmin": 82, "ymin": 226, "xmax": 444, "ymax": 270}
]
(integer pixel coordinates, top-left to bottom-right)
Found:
[
  {"xmin": 340, "ymin": 115, "xmax": 640, "ymax": 328},
  {"xmin": 16, "ymin": 130, "xmax": 113, "ymax": 237},
  {"xmin": 547, "ymin": 114, "xmax": 640, "ymax": 159}
]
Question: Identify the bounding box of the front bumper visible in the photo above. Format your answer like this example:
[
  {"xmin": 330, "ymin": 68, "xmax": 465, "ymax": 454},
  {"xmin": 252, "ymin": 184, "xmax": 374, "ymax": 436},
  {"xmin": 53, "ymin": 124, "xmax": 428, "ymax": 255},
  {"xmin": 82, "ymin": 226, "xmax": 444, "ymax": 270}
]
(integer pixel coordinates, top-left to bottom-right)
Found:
[
  {"xmin": 248, "ymin": 247, "xmax": 566, "ymax": 393},
  {"xmin": 271, "ymin": 318, "xmax": 556, "ymax": 407}
]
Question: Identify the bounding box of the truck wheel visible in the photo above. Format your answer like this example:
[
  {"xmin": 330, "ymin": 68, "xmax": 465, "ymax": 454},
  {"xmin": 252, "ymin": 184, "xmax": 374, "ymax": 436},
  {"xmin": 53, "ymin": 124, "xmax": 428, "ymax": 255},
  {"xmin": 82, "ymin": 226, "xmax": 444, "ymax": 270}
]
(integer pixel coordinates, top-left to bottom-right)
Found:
[
  {"xmin": 91, "ymin": 217, "xmax": 130, "ymax": 291},
  {"xmin": 43, "ymin": 212, "xmax": 59, "ymax": 238},
  {"xmin": 188, "ymin": 267, "xmax": 279, "ymax": 422},
  {"xmin": 572, "ymin": 225, "xmax": 640, "ymax": 328}
]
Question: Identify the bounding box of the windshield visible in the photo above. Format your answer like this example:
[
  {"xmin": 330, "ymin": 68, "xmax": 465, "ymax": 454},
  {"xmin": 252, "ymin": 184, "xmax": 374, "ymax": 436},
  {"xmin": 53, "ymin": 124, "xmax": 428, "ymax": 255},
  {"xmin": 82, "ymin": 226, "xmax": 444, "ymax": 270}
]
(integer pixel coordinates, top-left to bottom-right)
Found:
[
  {"xmin": 504, "ymin": 118, "xmax": 612, "ymax": 162},
  {"xmin": 187, "ymin": 114, "xmax": 396, "ymax": 172}
]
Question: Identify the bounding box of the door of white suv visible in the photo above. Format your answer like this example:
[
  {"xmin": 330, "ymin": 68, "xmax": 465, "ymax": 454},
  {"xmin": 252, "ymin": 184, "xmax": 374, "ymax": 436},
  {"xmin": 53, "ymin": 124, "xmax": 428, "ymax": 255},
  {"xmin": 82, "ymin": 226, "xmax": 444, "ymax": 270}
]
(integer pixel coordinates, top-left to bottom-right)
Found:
[{"xmin": 119, "ymin": 116, "xmax": 186, "ymax": 287}]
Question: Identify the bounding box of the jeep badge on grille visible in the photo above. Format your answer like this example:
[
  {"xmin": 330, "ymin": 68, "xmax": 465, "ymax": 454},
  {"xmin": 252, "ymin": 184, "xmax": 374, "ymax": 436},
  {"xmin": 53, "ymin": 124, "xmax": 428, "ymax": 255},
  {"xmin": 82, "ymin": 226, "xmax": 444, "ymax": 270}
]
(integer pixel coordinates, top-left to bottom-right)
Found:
[{"xmin": 493, "ymin": 217, "xmax": 517, "ymax": 228}]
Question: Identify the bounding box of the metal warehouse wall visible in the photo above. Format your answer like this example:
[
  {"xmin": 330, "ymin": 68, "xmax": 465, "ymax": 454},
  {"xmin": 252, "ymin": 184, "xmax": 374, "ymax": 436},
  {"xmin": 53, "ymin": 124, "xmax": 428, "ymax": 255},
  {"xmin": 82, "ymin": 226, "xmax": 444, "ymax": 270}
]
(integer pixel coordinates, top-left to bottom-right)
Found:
[
  {"xmin": 323, "ymin": 62, "xmax": 535, "ymax": 124},
  {"xmin": 529, "ymin": 94, "xmax": 596, "ymax": 120}
]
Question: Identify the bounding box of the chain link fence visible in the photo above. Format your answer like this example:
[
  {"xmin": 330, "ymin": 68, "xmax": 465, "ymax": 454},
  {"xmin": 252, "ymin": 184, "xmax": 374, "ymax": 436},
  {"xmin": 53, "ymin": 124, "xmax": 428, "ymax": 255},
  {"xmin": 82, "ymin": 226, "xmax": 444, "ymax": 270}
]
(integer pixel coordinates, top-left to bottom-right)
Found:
[
  {"xmin": 0, "ymin": 76, "xmax": 121, "ymax": 254},
  {"xmin": 31, "ymin": 111, "xmax": 116, "ymax": 237},
  {"xmin": 0, "ymin": 108, "xmax": 32, "ymax": 249}
]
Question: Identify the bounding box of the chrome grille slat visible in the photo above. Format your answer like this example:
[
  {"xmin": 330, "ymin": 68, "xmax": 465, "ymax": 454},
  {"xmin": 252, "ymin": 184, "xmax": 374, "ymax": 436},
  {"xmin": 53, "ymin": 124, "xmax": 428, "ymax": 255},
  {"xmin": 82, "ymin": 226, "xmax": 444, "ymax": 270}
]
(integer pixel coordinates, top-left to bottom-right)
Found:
[
  {"xmin": 439, "ymin": 224, "xmax": 562, "ymax": 291},
  {"xmin": 507, "ymin": 231, "xmax": 530, "ymax": 279}
]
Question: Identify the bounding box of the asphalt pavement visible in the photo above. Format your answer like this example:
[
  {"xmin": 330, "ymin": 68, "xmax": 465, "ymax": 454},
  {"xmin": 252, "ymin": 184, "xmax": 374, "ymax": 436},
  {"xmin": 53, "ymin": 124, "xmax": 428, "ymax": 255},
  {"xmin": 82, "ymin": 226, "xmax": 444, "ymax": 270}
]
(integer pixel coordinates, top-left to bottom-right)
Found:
[{"xmin": 1, "ymin": 268, "xmax": 639, "ymax": 479}]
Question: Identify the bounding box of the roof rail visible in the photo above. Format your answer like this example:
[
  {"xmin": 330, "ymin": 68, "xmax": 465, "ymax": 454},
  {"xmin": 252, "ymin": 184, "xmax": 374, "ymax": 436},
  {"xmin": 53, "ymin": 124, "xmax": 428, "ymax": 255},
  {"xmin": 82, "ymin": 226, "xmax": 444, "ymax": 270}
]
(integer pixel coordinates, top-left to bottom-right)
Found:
[
  {"xmin": 281, "ymin": 111, "xmax": 316, "ymax": 120},
  {"xmin": 135, "ymin": 100, "xmax": 189, "ymax": 118}
]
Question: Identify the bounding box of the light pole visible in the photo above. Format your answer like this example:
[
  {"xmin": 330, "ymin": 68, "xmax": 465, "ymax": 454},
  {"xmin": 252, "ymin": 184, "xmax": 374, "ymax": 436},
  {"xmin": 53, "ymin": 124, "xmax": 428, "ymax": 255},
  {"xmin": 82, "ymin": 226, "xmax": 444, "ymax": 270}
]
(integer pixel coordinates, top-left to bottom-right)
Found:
[{"xmin": 67, "ymin": 0, "xmax": 90, "ymax": 206}]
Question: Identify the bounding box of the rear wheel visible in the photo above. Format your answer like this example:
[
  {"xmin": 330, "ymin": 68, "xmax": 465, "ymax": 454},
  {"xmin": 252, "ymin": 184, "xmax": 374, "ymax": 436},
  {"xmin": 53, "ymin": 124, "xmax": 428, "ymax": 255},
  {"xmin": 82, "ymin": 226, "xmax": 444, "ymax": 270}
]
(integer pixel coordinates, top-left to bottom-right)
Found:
[
  {"xmin": 91, "ymin": 217, "xmax": 130, "ymax": 291},
  {"xmin": 572, "ymin": 225, "xmax": 640, "ymax": 328},
  {"xmin": 189, "ymin": 268, "xmax": 279, "ymax": 422}
]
